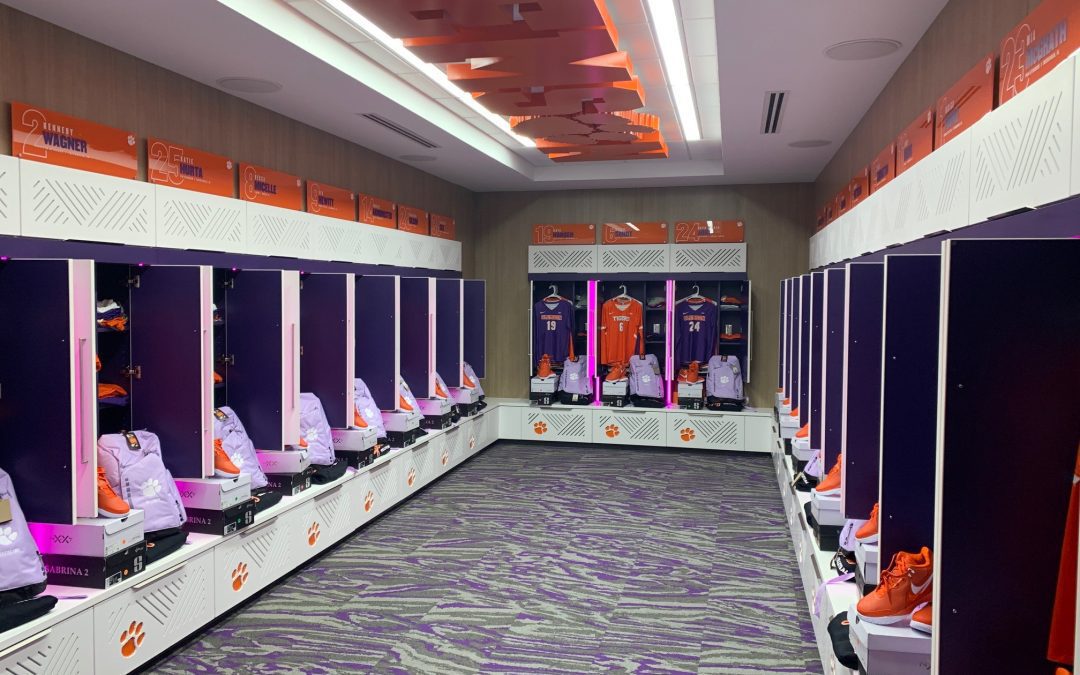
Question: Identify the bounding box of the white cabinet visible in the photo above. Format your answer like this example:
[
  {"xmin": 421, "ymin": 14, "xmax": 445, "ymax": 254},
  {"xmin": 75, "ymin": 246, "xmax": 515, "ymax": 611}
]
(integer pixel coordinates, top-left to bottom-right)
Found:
[
  {"xmin": 593, "ymin": 409, "xmax": 668, "ymax": 446},
  {"xmin": 214, "ymin": 507, "xmax": 304, "ymax": 615},
  {"xmin": 667, "ymin": 412, "xmax": 746, "ymax": 451},
  {"xmin": 522, "ymin": 407, "xmax": 593, "ymax": 443},
  {"xmin": 366, "ymin": 455, "xmax": 403, "ymax": 518},
  {"xmin": 0, "ymin": 609, "xmax": 93, "ymax": 675}
]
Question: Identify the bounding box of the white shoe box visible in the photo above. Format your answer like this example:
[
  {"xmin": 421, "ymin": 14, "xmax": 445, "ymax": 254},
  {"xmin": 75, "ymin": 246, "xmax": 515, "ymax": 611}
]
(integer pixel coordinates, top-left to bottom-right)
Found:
[
  {"xmin": 856, "ymin": 541, "xmax": 880, "ymax": 584},
  {"xmin": 775, "ymin": 391, "xmax": 786, "ymax": 407},
  {"xmin": 602, "ymin": 379, "xmax": 629, "ymax": 397},
  {"xmin": 383, "ymin": 410, "xmax": 421, "ymax": 432},
  {"xmin": 792, "ymin": 437, "xmax": 815, "ymax": 461},
  {"xmin": 417, "ymin": 397, "xmax": 452, "ymax": 416},
  {"xmin": 256, "ymin": 449, "xmax": 311, "ymax": 474},
  {"xmin": 780, "ymin": 412, "xmax": 800, "ymax": 429},
  {"xmin": 29, "ymin": 510, "xmax": 145, "ymax": 557},
  {"xmin": 677, "ymin": 380, "xmax": 703, "ymax": 400},
  {"xmin": 848, "ymin": 601, "xmax": 932, "ymax": 674},
  {"xmin": 450, "ymin": 387, "xmax": 479, "ymax": 405},
  {"xmin": 530, "ymin": 376, "xmax": 557, "ymax": 394},
  {"xmin": 331, "ymin": 427, "xmax": 379, "ymax": 451},
  {"xmin": 175, "ymin": 474, "xmax": 252, "ymax": 511},
  {"xmin": 811, "ymin": 492, "xmax": 844, "ymax": 527}
]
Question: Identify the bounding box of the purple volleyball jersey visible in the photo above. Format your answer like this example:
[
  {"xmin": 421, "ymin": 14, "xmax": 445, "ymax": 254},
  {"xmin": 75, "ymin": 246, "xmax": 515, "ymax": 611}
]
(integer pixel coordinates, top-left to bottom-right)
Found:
[
  {"xmin": 675, "ymin": 300, "xmax": 717, "ymax": 365},
  {"xmin": 534, "ymin": 298, "xmax": 575, "ymax": 364}
]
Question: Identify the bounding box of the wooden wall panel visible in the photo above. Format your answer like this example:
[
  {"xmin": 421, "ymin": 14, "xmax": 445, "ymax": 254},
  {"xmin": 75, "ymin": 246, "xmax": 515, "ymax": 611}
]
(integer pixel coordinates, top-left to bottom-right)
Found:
[
  {"xmin": 0, "ymin": 4, "xmax": 475, "ymax": 267},
  {"xmin": 474, "ymin": 184, "xmax": 814, "ymax": 406},
  {"xmin": 815, "ymin": 0, "xmax": 1038, "ymax": 207}
]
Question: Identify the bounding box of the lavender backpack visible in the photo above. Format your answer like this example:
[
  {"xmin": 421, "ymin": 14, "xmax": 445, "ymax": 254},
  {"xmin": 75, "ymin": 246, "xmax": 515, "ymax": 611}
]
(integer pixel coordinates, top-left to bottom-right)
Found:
[
  {"xmin": 628, "ymin": 354, "xmax": 664, "ymax": 399},
  {"xmin": 353, "ymin": 378, "xmax": 387, "ymax": 437},
  {"xmin": 300, "ymin": 393, "xmax": 336, "ymax": 466},
  {"xmin": 214, "ymin": 407, "xmax": 268, "ymax": 489},
  {"xmin": 98, "ymin": 431, "xmax": 186, "ymax": 533},
  {"xmin": 558, "ymin": 356, "xmax": 592, "ymax": 396},
  {"xmin": 462, "ymin": 362, "xmax": 484, "ymax": 398},
  {"xmin": 706, "ymin": 355, "xmax": 744, "ymax": 402},
  {"xmin": 0, "ymin": 469, "xmax": 47, "ymax": 599}
]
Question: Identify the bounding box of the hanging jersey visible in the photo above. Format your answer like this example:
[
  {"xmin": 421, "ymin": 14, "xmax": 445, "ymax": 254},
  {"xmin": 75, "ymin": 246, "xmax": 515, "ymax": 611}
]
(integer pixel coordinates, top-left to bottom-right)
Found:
[
  {"xmin": 600, "ymin": 297, "xmax": 643, "ymax": 365},
  {"xmin": 675, "ymin": 300, "xmax": 718, "ymax": 365},
  {"xmin": 533, "ymin": 298, "xmax": 575, "ymax": 364}
]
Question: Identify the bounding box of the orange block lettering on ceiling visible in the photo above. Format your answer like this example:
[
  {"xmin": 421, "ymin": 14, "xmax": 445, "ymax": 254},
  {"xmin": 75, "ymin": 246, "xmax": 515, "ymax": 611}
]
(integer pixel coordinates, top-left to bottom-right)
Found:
[
  {"xmin": 431, "ymin": 214, "xmax": 456, "ymax": 240},
  {"xmin": 307, "ymin": 182, "xmax": 356, "ymax": 221},
  {"xmin": 870, "ymin": 143, "xmax": 896, "ymax": 192},
  {"xmin": 532, "ymin": 223, "xmax": 596, "ymax": 245},
  {"xmin": 398, "ymin": 205, "xmax": 429, "ymax": 235},
  {"xmin": 849, "ymin": 168, "xmax": 870, "ymax": 207},
  {"xmin": 12, "ymin": 102, "xmax": 137, "ymax": 179},
  {"xmin": 359, "ymin": 194, "xmax": 396, "ymax": 228},
  {"xmin": 674, "ymin": 221, "xmax": 745, "ymax": 243},
  {"xmin": 999, "ymin": 0, "xmax": 1080, "ymax": 104},
  {"xmin": 603, "ymin": 222, "xmax": 667, "ymax": 245},
  {"xmin": 239, "ymin": 163, "xmax": 303, "ymax": 211},
  {"xmin": 896, "ymin": 108, "xmax": 934, "ymax": 176},
  {"xmin": 936, "ymin": 54, "xmax": 996, "ymax": 148},
  {"xmin": 148, "ymin": 138, "xmax": 234, "ymax": 197}
]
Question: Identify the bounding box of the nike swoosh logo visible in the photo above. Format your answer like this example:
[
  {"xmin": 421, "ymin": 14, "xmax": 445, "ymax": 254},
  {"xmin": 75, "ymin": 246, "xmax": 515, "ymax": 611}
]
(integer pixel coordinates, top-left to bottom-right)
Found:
[{"xmin": 911, "ymin": 577, "xmax": 932, "ymax": 595}]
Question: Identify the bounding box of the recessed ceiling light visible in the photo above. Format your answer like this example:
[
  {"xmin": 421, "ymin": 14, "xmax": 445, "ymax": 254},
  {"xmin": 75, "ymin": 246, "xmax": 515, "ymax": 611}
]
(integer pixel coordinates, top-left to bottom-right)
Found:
[
  {"xmin": 789, "ymin": 139, "xmax": 832, "ymax": 148},
  {"xmin": 399, "ymin": 154, "xmax": 437, "ymax": 162},
  {"xmin": 644, "ymin": 0, "xmax": 702, "ymax": 142},
  {"xmin": 824, "ymin": 39, "xmax": 902, "ymax": 61},
  {"xmin": 216, "ymin": 77, "xmax": 282, "ymax": 94}
]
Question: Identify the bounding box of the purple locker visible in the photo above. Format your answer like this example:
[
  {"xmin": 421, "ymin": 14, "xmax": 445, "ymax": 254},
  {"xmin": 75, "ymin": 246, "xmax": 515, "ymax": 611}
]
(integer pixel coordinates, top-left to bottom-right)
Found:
[
  {"xmin": 355, "ymin": 275, "xmax": 399, "ymax": 410},
  {"xmin": 300, "ymin": 273, "xmax": 353, "ymax": 429},
  {"xmin": 821, "ymin": 269, "xmax": 845, "ymax": 466},
  {"xmin": 463, "ymin": 279, "xmax": 486, "ymax": 379},
  {"xmin": 808, "ymin": 271, "xmax": 824, "ymax": 445},
  {"xmin": 400, "ymin": 278, "xmax": 433, "ymax": 398},
  {"xmin": 798, "ymin": 273, "xmax": 810, "ymax": 425},
  {"xmin": 435, "ymin": 279, "xmax": 462, "ymax": 388}
]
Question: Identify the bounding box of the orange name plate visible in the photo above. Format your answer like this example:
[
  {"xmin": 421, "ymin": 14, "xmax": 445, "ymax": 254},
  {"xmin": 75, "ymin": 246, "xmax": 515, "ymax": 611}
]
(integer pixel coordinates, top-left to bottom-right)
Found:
[
  {"xmin": 307, "ymin": 182, "xmax": 355, "ymax": 221},
  {"xmin": 12, "ymin": 102, "xmax": 136, "ymax": 179},
  {"xmin": 936, "ymin": 54, "xmax": 996, "ymax": 148},
  {"xmin": 815, "ymin": 209, "xmax": 827, "ymax": 232},
  {"xmin": 430, "ymin": 214, "xmax": 456, "ymax": 239},
  {"xmin": 148, "ymin": 138, "xmax": 234, "ymax": 197},
  {"xmin": 835, "ymin": 191, "xmax": 849, "ymax": 217},
  {"xmin": 849, "ymin": 168, "xmax": 870, "ymax": 207},
  {"xmin": 239, "ymin": 163, "xmax": 303, "ymax": 211},
  {"xmin": 824, "ymin": 202, "xmax": 835, "ymax": 224},
  {"xmin": 870, "ymin": 143, "xmax": 896, "ymax": 192},
  {"xmin": 359, "ymin": 194, "xmax": 396, "ymax": 228},
  {"xmin": 674, "ymin": 220, "xmax": 745, "ymax": 243},
  {"xmin": 1000, "ymin": 0, "xmax": 1080, "ymax": 104},
  {"xmin": 532, "ymin": 223, "xmax": 596, "ymax": 245},
  {"xmin": 397, "ymin": 206, "xmax": 429, "ymax": 235},
  {"xmin": 896, "ymin": 108, "xmax": 935, "ymax": 176},
  {"xmin": 603, "ymin": 222, "xmax": 668, "ymax": 244}
]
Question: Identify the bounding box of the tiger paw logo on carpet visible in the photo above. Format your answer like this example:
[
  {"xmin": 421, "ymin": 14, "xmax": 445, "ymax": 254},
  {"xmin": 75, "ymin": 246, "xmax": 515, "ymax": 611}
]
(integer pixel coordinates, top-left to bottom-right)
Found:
[
  {"xmin": 407, "ymin": 468, "xmax": 417, "ymax": 487},
  {"xmin": 680, "ymin": 427, "xmax": 696, "ymax": 442},
  {"xmin": 533, "ymin": 421, "xmax": 548, "ymax": 435},
  {"xmin": 0, "ymin": 526, "xmax": 17, "ymax": 546},
  {"xmin": 231, "ymin": 562, "xmax": 249, "ymax": 591},
  {"xmin": 605, "ymin": 424, "xmax": 620, "ymax": 438},
  {"xmin": 120, "ymin": 621, "xmax": 145, "ymax": 657},
  {"xmin": 364, "ymin": 491, "xmax": 375, "ymax": 512},
  {"xmin": 441, "ymin": 449, "xmax": 449, "ymax": 465},
  {"xmin": 307, "ymin": 522, "xmax": 321, "ymax": 547}
]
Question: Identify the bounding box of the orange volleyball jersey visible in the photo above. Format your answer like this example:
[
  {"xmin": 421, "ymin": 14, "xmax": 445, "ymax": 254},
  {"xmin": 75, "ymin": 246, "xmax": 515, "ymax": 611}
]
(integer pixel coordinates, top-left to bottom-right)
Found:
[{"xmin": 600, "ymin": 297, "xmax": 644, "ymax": 365}]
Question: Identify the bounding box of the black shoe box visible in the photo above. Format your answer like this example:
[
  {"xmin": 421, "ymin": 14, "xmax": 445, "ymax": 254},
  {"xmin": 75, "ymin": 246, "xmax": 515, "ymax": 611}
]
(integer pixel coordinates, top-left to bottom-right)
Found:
[
  {"xmin": 457, "ymin": 402, "xmax": 478, "ymax": 417},
  {"xmin": 600, "ymin": 395, "xmax": 627, "ymax": 408},
  {"xmin": 264, "ymin": 466, "xmax": 316, "ymax": 497},
  {"xmin": 421, "ymin": 413, "xmax": 453, "ymax": 430},
  {"xmin": 680, "ymin": 398, "xmax": 704, "ymax": 410},
  {"xmin": 336, "ymin": 447, "xmax": 375, "ymax": 469},
  {"xmin": 184, "ymin": 498, "xmax": 256, "ymax": 536},
  {"xmin": 784, "ymin": 439, "xmax": 793, "ymax": 455},
  {"xmin": 43, "ymin": 540, "xmax": 146, "ymax": 589},
  {"xmin": 814, "ymin": 522, "xmax": 842, "ymax": 552},
  {"xmin": 794, "ymin": 458, "xmax": 808, "ymax": 474},
  {"xmin": 855, "ymin": 564, "xmax": 877, "ymax": 594},
  {"xmin": 529, "ymin": 392, "xmax": 554, "ymax": 405},
  {"xmin": 387, "ymin": 427, "xmax": 424, "ymax": 449}
]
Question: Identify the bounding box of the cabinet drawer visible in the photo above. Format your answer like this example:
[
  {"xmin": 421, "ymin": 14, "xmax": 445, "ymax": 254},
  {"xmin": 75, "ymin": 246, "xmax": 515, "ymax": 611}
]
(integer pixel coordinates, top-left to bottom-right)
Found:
[
  {"xmin": 523, "ymin": 408, "xmax": 592, "ymax": 443},
  {"xmin": 668, "ymin": 412, "xmax": 746, "ymax": 450},
  {"xmin": 366, "ymin": 455, "xmax": 402, "ymax": 518},
  {"xmin": 0, "ymin": 608, "xmax": 93, "ymax": 674},
  {"xmin": 594, "ymin": 409, "xmax": 668, "ymax": 446},
  {"xmin": 214, "ymin": 508, "xmax": 304, "ymax": 614}
]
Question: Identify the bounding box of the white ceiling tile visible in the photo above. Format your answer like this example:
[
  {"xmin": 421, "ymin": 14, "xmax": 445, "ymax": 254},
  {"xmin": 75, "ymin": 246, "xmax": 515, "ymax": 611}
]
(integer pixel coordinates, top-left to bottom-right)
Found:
[
  {"xmin": 682, "ymin": 18, "xmax": 717, "ymax": 57},
  {"xmin": 678, "ymin": 0, "xmax": 715, "ymax": 21},
  {"xmin": 689, "ymin": 54, "xmax": 718, "ymax": 85}
]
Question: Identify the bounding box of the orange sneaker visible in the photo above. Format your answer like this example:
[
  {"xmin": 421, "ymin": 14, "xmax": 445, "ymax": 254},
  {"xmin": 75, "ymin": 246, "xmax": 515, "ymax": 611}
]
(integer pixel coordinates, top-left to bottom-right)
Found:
[
  {"xmin": 399, "ymin": 394, "xmax": 414, "ymax": 412},
  {"xmin": 677, "ymin": 367, "xmax": 688, "ymax": 383},
  {"xmin": 719, "ymin": 332, "xmax": 743, "ymax": 341},
  {"xmin": 910, "ymin": 602, "xmax": 932, "ymax": 634},
  {"xmin": 856, "ymin": 547, "xmax": 933, "ymax": 625},
  {"xmin": 789, "ymin": 407, "xmax": 800, "ymax": 419},
  {"xmin": 782, "ymin": 398, "xmax": 790, "ymax": 406},
  {"xmin": 435, "ymin": 379, "xmax": 449, "ymax": 399},
  {"xmin": 795, "ymin": 423, "xmax": 809, "ymax": 439},
  {"xmin": 213, "ymin": 438, "xmax": 241, "ymax": 478},
  {"xmin": 605, "ymin": 363, "xmax": 627, "ymax": 382},
  {"xmin": 97, "ymin": 467, "xmax": 130, "ymax": 518},
  {"xmin": 353, "ymin": 404, "xmax": 369, "ymax": 429},
  {"xmin": 213, "ymin": 371, "xmax": 223, "ymax": 384},
  {"xmin": 685, "ymin": 361, "xmax": 702, "ymax": 384},
  {"xmin": 856, "ymin": 503, "xmax": 879, "ymax": 544},
  {"xmin": 298, "ymin": 436, "xmax": 309, "ymax": 449},
  {"xmin": 536, "ymin": 354, "xmax": 554, "ymax": 379},
  {"xmin": 462, "ymin": 368, "xmax": 476, "ymax": 389},
  {"xmin": 814, "ymin": 454, "xmax": 842, "ymax": 496}
]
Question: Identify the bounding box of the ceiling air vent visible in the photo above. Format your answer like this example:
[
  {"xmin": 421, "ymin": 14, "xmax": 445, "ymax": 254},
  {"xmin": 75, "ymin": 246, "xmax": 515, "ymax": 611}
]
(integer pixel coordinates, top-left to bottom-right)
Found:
[
  {"xmin": 359, "ymin": 113, "xmax": 439, "ymax": 149},
  {"xmin": 760, "ymin": 91, "xmax": 788, "ymax": 134}
]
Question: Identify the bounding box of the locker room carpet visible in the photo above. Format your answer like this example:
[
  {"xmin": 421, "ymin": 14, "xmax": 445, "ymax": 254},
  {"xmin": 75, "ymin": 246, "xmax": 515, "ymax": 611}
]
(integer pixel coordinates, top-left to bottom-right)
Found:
[{"xmin": 150, "ymin": 443, "xmax": 822, "ymax": 674}]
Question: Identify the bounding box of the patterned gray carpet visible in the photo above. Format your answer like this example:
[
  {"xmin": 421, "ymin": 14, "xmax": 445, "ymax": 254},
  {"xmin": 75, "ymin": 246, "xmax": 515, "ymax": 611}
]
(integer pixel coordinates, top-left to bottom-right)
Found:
[{"xmin": 150, "ymin": 443, "xmax": 821, "ymax": 674}]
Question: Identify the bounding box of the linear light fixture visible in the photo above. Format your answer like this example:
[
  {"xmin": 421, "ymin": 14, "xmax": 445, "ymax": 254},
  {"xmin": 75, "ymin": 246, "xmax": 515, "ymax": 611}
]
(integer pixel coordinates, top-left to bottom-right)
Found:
[
  {"xmin": 644, "ymin": 0, "xmax": 702, "ymax": 142},
  {"xmin": 319, "ymin": 0, "xmax": 535, "ymax": 148}
]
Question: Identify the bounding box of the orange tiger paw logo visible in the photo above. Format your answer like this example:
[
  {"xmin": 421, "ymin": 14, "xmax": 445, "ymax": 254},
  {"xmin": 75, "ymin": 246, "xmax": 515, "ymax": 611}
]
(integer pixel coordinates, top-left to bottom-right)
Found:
[
  {"xmin": 407, "ymin": 468, "xmax": 417, "ymax": 487},
  {"xmin": 441, "ymin": 450, "xmax": 449, "ymax": 465},
  {"xmin": 363, "ymin": 491, "xmax": 375, "ymax": 513},
  {"xmin": 680, "ymin": 427, "xmax": 696, "ymax": 442},
  {"xmin": 119, "ymin": 621, "xmax": 145, "ymax": 658},
  {"xmin": 533, "ymin": 421, "xmax": 548, "ymax": 435},
  {"xmin": 231, "ymin": 562, "xmax": 249, "ymax": 591},
  {"xmin": 605, "ymin": 424, "xmax": 620, "ymax": 438},
  {"xmin": 307, "ymin": 522, "xmax": 321, "ymax": 546}
]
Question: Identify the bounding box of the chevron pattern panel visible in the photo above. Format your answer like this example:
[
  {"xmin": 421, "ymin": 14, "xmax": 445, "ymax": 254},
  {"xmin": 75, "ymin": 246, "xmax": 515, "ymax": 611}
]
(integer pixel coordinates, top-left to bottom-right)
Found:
[
  {"xmin": 598, "ymin": 244, "xmax": 669, "ymax": 273},
  {"xmin": 0, "ymin": 610, "xmax": 92, "ymax": 675},
  {"xmin": 594, "ymin": 411, "xmax": 667, "ymax": 446},
  {"xmin": 21, "ymin": 161, "xmax": 153, "ymax": 245},
  {"xmin": 309, "ymin": 217, "xmax": 361, "ymax": 262},
  {"xmin": 524, "ymin": 409, "xmax": 593, "ymax": 443},
  {"xmin": 668, "ymin": 414, "xmax": 744, "ymax": 450},
  {"xmin": 247, "ymin": 204, "xmax": 314, "ymax": 258},
  {"xmin": 0, "ymin": 154, "xmax": 18, "ymax": 236},
  {"xmin": 155, "ymin": 185, "xmax": 246, "ymax": 252},
  {"xmin": 313, "ymin": 485, "xmax": 354, "ymax": 546},
  {"xmin": 214, "ymin": 509, "xmax": 299, "ymax": 614},
  {"xmin": 671, "ymin": 243, "xmax": 746, "ymax": 273},
  {"xmin": 368, "ymin": 458, "xmax": 402, "ymax": 515},
  {"xmin": 528, "ymin": 245, "xmax": 598, "ymax": 273},
  {"xmin": 971, "ymin": 59, "xmax": 1074, "ymax": 222}
]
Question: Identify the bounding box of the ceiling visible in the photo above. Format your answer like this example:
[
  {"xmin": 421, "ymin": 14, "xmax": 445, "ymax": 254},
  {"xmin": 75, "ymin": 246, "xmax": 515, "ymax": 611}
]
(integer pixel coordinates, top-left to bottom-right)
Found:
[{"xmin": 2, "ymin": 0, "xmax": 947, "ymax": 192}]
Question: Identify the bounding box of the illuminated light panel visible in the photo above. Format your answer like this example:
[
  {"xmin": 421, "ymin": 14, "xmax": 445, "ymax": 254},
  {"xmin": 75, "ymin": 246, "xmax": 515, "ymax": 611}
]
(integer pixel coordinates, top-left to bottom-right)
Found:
[{"xmin": 644, "ymin": 0, "xmax": 702, "ymax": 142}]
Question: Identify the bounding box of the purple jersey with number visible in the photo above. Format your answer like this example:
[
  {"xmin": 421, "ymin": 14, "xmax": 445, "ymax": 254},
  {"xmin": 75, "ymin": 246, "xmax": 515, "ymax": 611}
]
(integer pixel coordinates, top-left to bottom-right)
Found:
[
  {"xmin": 675, "ymin": 300, "xmax": 717, "ymax": 365},
  {"xmin": 534, "ymin": 298, "xmax": 575, "ymax": 364}
]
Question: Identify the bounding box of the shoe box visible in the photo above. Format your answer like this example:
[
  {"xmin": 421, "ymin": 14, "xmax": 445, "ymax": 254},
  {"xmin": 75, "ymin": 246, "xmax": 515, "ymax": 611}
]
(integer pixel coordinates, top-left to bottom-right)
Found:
[
  {"xmin": 677, "ymin": 381, "xmax": 704, "ymax": 410},
  {"xmin": 792, "ymin": 437, "xmax": 815, "ymax": 465},
  {"xmin": 417, "ymin": 397, "xmax": 454, "ymax": 430},
  {"xmin": 601, "ymin": 379, "xmax": 628, "ymax": 408},
  {"xmin": 450, "ymin": 386, "xmax": 480, "ymax": 410},
  {"xmin": 848, "ymin": 602, "xmax": 931, "ymax": 675},
  {"xmin": 29, "ymin": 511, "xmax": 146, "ymax": 588},
  {"xmin": 383, "ymin": 410, "xmax": 422, "ymax": 448},
  {"xmin": 264, "ymin": 465, "xmax": 317, "ymax": 497},
  {"xmin": 330, "ymin": 427, "xmax": 379, "ymax": 468},
  {"xmin": 184, "ymin": 498, "xmax": 256, "ymax": 536},
  {"xmin": 175, "ymin": 474, "xmax": 252, "ymax": 511},
  {"xmin": 256, "ymin": 448, "xmax": 311, "ymax": 475},
  {"xmin": 811, "ymin": 493, "xmax": 844, "ymax": 551},
  {"xmin": 855, "ymin": 541, "xmax": 880, "ymax": 593},
  {"xmin": 529, "ymin": 376, "xmax": 557, "ymax": 405}
]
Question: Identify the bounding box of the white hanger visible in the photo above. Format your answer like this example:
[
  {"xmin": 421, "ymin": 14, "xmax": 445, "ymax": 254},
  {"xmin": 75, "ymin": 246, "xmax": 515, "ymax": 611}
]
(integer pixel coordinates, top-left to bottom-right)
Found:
[
  {"xmin": 678, "ymin": 284, "xmax": 707, "ymax": 304},
  {"xmin": 543, "ymin": 284, "xmax": 562, "ymax": 302},
  {"xmin": 614, "ymin": 284, "xmax": 632, "ymax": 301}
]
